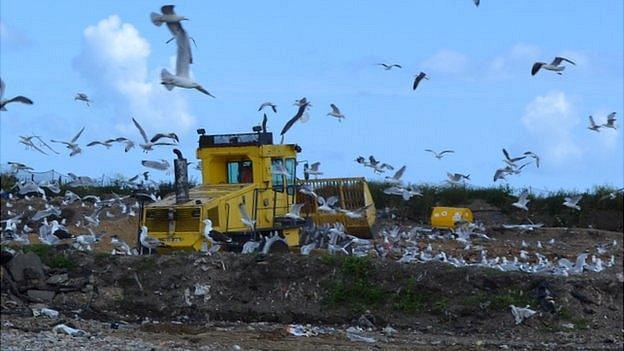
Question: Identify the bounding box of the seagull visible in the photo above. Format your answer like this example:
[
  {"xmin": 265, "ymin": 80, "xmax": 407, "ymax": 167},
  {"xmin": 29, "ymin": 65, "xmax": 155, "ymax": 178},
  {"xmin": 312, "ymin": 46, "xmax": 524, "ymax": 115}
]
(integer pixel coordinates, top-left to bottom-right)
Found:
[
  {"xmin": 280, "ymin": 98, "xmax": 310, "ymax": 141},
  {"xmin": 0, "ymin": 79, "xmax": 33, "ymax": 111},
  {"xmin": 587, "ymin": 116, "xmax": 602, "ymax": 132},
  {"xmin": 238, "ymin": 203, "xmax": 256, "ymax": 230},
  {"xmin": 473, "ymin": 0, "xmax": 480, "ymax": 6},
  {"xmin": 317, "ymin": 196, "xmax": 339, "ymax": 213},
  {"xmin": 447, "ymin": 172, "xmax": 470, "ymax": 184},
  {"xmin": 304, "ymin": 162, "xmax": 323, "ymax": 178},
  {"xmin": 74, "ymin": 93, "xmax": 92, "ymax": 106},
  {"xmin": 512, "ymin": 190, "xmax": 530, "ymax": 211},
  {"xmin": 563, "ymin": 195, "xmax": 582, "ymax": 211},
  {"xmin": 502, "ymin": 148, "xmax": 527, "ymax": 166},
  {"xmin": 493, "ymin": 167, "xmax": 512, "ymax": 182},
  {"xmin": 377, "ymin": 63, "xmax": 402, "ymax": 70},
  {"xmin": 87, "ymin": 140, "xmax": 113, "ymax": 148},
  {"xmin": 7, "ymin": 161, "xmax": 33, "ymax": 173},
  {"xmin": 142, "ymin": 159, "xmax": 170, "ymax": 171},
  {"xmin": 151, "ymin": 5, "xmax": 188, "ymax": 27},
  {"xmin": 384, "ymin": 165, "xmax": 406, "ymax": 185},
  {"xmin": 425, "ymin": 149, "xmax": 454, "ymax": 159},
  {"xmin": 385, "ymin": 185, "xmax": 421, "ymax": 201},
  {"xmin": 339, "ymin": 204, "xmax": 372, "ymax": 219},
  {"xmin": 298, "ymin": 184, "xmax": 317, "ymax": 198},
  {"xmin": 531, "ymin": 57, "xmax": 576, "ymax": 76},
  {"xmin": 327, "ymin": 104, "xmax": 346, "ymax": 122},
  {"xmin": 108, "ymin": 137, "xmax": 136, "ymax": 152},
  {"xmin": 132, "ymin": 118, "xmax": 176, "ymax": 152},
  {"xmin": 602, "ymin": 112, "xmax": 617, "ymax": 129},
  {"xmin": 510, "ymin": 305, "xmax": 537, "ymax": 324},
  {"xmin": 19, "ymin": 136, "xmax": 50, "ymax": 155},
  {"xmin": 50, "ymin": 127, "xmax": 85, "ymax": 156},
  {"xmin": 160, "ymin": 18, "xmax": 214, "ymax": 97},
  {"xmin": 111, "ymin": 235, "xmax": 133, "ymax": 255},
  {"xmin": 139, "ymin": 226, "xmax": 166, "ymax": 252},
  {"xmin": 522, "ymin": 151, "xmax": 540, "ymax": 168},
  {"xmin": 258, "ymin": 102, "xmax": 277, "ymax": 113},
  {"xmin": 412, "ymin": 72, "xmax": 429, "ymax": 91},
  {"xmin": 599, "ymin": 188, "xmax": 624, "ymax": 201},
  {"xmin": 285, "ymin": 203, "xmax": 305, "ymax": 220}
]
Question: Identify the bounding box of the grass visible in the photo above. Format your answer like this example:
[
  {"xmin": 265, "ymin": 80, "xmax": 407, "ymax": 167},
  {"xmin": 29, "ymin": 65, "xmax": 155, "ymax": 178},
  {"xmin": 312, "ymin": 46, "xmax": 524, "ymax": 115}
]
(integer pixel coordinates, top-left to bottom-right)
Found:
[
  {"xmin": 461, "ymin": 290, "xmax": 537, "ymax": 312},
  {"xmin": 23, "ymin": 244, "xmax": 76, "ymax": 269},
  {"xmin": 323, "ymin": 256, "xmax": 385, "ymax": 312}
]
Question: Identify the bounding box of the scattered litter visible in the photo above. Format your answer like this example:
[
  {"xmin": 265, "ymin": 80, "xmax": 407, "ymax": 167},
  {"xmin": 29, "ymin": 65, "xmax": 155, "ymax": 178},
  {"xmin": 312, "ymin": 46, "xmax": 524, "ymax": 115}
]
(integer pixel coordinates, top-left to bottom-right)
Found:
[
  {"xmin": 52, "ymin": 324, "xmax": 89, "ymax": 337},
  {"xmin": 382, "ymin": 325, "xmax": 398, "ymax": 337},
  {"xmin": 346, "ymin": 326, "xmax": 376, "ymax": 343},
  {"xmin": 510, "ymin": 305, "xmax": 537, "ymax": 325},
  {"xmin": 287, "ymin": 324, "xmax": 334, "ymax": 337},
  {"xmin": 33, "ymin": 308, "xmax": 59, "ymax": 318}
]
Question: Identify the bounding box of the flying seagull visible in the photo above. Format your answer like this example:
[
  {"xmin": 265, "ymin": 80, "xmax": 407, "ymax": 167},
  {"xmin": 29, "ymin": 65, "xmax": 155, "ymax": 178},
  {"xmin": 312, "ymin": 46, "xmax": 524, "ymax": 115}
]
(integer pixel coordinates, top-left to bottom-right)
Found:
[
  {"xmin": 377, "ymin": 63, "xmax": 402, "ymax": 70},
  {"xmin": 531, "ymin": 57, "xmax": 575, "ymax": 76},
  {"xmin": 132, "ymin": 117, "xmax": 176, "ymax": 152},
  {"xmin": 238, "ymin": 203, "xmax": 256, "ymax": 230},
  {"xmin": 512, "ymin": 190, "xmax": 530, "ymax": 211},
  {"xmin": 327, "ymin": 104, "xmax": 346, "ymax": 122},
  {"xmin": 258, "ymin": 102, "xmax": 277, "ymax": 113},
  {"xmin": 413, "ymin": 72, "xmax": 429, "ymax": 90},
  {"xmin": 107, "ymin": 137, "xmax": 136, "ymax": 152},
  {"xmin": 563, "ymin": 195, "xmax": 582, "ymax": 211},
  {"xmin": 50, "ymin": 127, "xmax": 85, "ymax": 156},
  {"xmin": 141, "ymin": 159, "xmax": 170, "ymax": 171},
  {"xmin": 0, "ymin": 79, "xmax": 33, "ymax": 111},
  {"xmin": 447, "ymin": 172, "xmax": 470, "ymax": 184},
  {"xmin": 522, "ymin": 151, "xmax": 540, "ymax": 168},
  {"xmin": 304, "ymin": 162, "xmax": 323, "ymax": 178},
  {"xmin": 473, "ymin": 0, "xmax": 480, "ymax": 7},
  {"xmin": 587, "ymin": 116, "xmax": 601, "ymax": 132},
  {"xmin": 74, "ymin": 93, "xmax": 92, "ymax": 106},
  {"xmin": 151, "ymin": 5, "xmax": 188, "ymax": 27},
  {"xmin": 86, "ymin": 140, "xmax": 113, "ymax": 148},
  {"xmin": 425, "ymin": 149, "xmax": 454, "ymax": 159},
  {"xmin": 602, "ymin": 112, "xmax": 617, "ymax": 129},
  {"xmin": 384, "ymin": 165, "xmax": 406, "ymax": 185},
  {"xmin": 150, "ymin": 132, "xmax": 179, "ymax": 143},
  {"xmin": 160, "ymin": 17, "xmax": 214, "ymax": 97},
  {"xmin": 19, "ymin": 135, "xmax": 58, "ymax": 155},
  {"xmin": 280, "ymin": 97, "xmax": 310, "ymax": 141}
]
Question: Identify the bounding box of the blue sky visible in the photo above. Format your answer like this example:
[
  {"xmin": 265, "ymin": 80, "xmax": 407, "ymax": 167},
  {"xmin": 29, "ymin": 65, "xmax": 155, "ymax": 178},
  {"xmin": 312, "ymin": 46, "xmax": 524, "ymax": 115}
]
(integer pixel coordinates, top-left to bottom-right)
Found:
[{"xmin": 1, "ymin": 0, "xmax": 622, "ymax": 192}]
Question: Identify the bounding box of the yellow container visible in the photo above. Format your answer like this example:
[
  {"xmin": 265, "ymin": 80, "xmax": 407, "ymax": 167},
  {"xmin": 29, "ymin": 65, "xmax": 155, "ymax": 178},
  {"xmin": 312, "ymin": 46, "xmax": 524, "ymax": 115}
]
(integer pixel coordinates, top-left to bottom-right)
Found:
[{"xmin": 430, "ymin": 207, "xmax": 473, "ymax": 229}]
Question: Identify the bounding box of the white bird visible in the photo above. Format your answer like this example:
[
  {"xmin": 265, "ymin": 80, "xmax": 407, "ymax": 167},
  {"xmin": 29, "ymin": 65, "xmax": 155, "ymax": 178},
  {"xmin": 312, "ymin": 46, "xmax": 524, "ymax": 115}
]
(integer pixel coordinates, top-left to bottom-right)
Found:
[
  {"xmin": 384, "ymin": 165, "xmax": 406, "ymax": 185},
  {"xmin": 83, "ymin": 207, "xmax": 106, "ymax": 227},
  {"xmin": 285, "ymin": 204, "xmax": 305, "ymax": 220},
  {"xmin": 377, "ymin": 63, "xmax": 402, "ymax": 70},
  {"xmin": 50, "ymin": 127, "xmax": 85, "ymax": 156},
  {"xmin": 447, "ymin": 172, "xmax": 470, "ymax": 184},
  {"xmin": 160, "ymin": 18, "xmax": 214, "ymax": 97},
  {"xmin": 74, "ymin": 93, "xmax": 92, "ymax": 106},
  {"xmin": 327, "ymin": 104, "xmax": 346, "ymax": 122},
  {"xmin": 272, "ymin": 160, "xmax": 291, "ymax": 179},
  {"xmin": 304, "ymin": 162, "xmax": 323, "ymax": 178},
  {"xmin": 141, "ymin": 159, "xmax": 170, "ymax": 171},
  {"xmin": 413, "ymin": 72, "xmax": 429, "ymax": 90},
  {"xmin": 317, "ymin": 196, "xmax": 339, "ymax": 213},
  {"xmin": 522, "ymin": 151, "xmax": 540, "ymax": 168},
  {"xmin": 512, "ymin": 190, "xmax": 530, "ymax": 211},
  {"xmin": 18, "ymin": 136, "xmax": 53, "ymax": 155},
  {"xmin": 139, "ymin": 226, "xmax": 165, "ymax": 251},
  {"xmin": 588, "ymin": 116, "xmax": 601, "ymax": 132},
  {"xmin": 298, "ymin": 184, "xmax": 317, "ymax": 198},
  {"xmin": 531, "ymin": 57, "xmax": 575, "ymax": 76},
  {"xmin": 563, "ymin": 195, "xmax": 582, "ymax": 211},
  {"xmin": 510, "ymin": 305, "xmax": 537, "ymax": 324},
  {"xmin": 0, "ymin": 79, "xmax": 33, "ymax": 111},
  {"xmin": 108, "ymin": 137, "xmax": 136, "ymax": 152},
  {"xmin": 339, "ymin": 204, "xmax": 372, "ymax": 219},
  {"xmin": 258, "ymin": 102, "xmax": 277, "ymax": 113},
  {"xmin": 86, "ymin": 140, "xmax": 113, "ymax": 148},
  {"xmin": 238, "ymin": 203, "xmax": 256, "ymax": 230},
  {"xmin": 111, "ymin": 235, "xmax": 133, "ymax": 255},
  {"xmin": 132, "ymin": 118, "xmax": 176, "ymax": 152},
  {"xmin": 151, "ymin": 5, "xmax": 188, "ymax": 27},
  {"xmin": 202, "ymin": 219, "xmax": 214, "ymax": 244},
  {"xmin": 425, "ymin": 149, "xmax": 454, "ymax": 159},
  {"xmin": 602, "ymin": 112, "xmax": 617, "ymax": 129}
]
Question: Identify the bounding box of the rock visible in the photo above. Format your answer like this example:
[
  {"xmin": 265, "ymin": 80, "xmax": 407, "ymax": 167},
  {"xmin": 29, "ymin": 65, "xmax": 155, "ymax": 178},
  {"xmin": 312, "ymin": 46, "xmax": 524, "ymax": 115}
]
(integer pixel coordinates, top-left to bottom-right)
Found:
[
  {"xmin": 7, "ymin": 253, "xmax": 45, "ymax": 282},
  {"xmin": 46, "ymin": 273, "xmax": 69, "ymax": 285},
  {"xmin": 93, "ymin": 287, "xmax": 124, "ymax": 310},
  {"xmin": 53, "ymin": 291, "xmax": 91, "ymax": 308},
  {"xmin": 27, "ymin": 289, "xmax": 55, "ymax": 302}
]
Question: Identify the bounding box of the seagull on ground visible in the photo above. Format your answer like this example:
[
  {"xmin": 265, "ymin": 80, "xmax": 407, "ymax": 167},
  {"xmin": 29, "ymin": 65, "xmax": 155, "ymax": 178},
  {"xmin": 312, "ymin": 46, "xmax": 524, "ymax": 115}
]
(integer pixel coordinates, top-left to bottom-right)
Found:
[
  {"xmin": 588, "ymin": 116, "xmax": 601, "ymax": 132},
  {"xmin": 258, "ymin": 102, "xmax": 277, "ymax": 113},
  {"xmin": 132, "ymin": 118, "xmax": 176, "ymax": 152},
  {"xmin": 327, "ymin": 104, "xmax": 346, "ymax": 122},
  {"xmin": 531, "ymin": 57, "xmax": 575, "ymax": 76},
  {"xmin": 425, "ymin": 149, "xmax": 454, "ymax": 159},
  {"xmin": 0, "ymin": 79, "xmax": 33, "ymax": 111},
  {"xmin": 50, "ymin": 127, "xmax": 85, "ymax": 156},
  {"xmin": 111, "ymin": 235, "xmax": 133, "ymax": 255},
  {"xmin": 563, "ymin": 195, "xmax": 582, "ymax": 211},
  {"xmin": 74, "ymin": 93, "xmax": 92, "ymax": 106},
  {"xmin": 139, "ymin": 226, "xmax": 166, "ymax": 252},
  {"xmin": 377, "ymin": 63, "xmax": 402, "ymax": 70},
  {"xmin": 412, "ymin": 72, "xmax": 429, "ymax": 90},
  {"xmin": 512, "ymin": 190, "xmax": 530, "ymax": 211}
]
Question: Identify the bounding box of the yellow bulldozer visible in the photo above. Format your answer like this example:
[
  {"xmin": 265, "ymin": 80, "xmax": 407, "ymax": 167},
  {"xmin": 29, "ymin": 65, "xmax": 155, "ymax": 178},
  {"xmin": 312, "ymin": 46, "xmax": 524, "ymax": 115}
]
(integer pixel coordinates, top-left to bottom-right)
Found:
[{"xmin": 140, "ymin": 130, "xmax": 376, "ymax": 253}]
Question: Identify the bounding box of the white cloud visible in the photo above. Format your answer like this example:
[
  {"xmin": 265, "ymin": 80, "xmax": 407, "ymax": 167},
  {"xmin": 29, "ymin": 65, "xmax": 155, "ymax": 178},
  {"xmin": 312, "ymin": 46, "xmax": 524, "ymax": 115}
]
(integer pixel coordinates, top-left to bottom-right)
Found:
[
  {"xmin": 73, "ymin": 15, "xmax": 195, "ymax": 134},
  {"xmin": 421, "ymin": 49, "xmax": 469, "ymax": 75},
  {"xmin": 521, "ymin": 91, "xmax": 581, "ymax": 165}
]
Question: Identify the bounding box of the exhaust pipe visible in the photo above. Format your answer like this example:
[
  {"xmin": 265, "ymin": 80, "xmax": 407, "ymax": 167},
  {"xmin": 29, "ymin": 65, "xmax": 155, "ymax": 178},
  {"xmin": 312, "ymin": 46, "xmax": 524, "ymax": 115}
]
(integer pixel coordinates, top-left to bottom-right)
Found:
[{"xmin": 173, "ymin": 149, "xmax": 189, "ymax": 204}]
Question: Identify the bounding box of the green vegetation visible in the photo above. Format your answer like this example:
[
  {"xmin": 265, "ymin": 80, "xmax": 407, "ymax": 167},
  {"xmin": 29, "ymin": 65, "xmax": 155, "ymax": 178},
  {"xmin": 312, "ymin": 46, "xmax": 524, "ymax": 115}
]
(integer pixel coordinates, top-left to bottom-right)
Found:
[
  {"xmin": 323, "ymin": 256, "xmax": 384, "ymax": 312},
  {"xmin": 461, "ymin": 289, "xmax": 537, "ymax": 312},
  {"xmin": 23, "ymin": 244, "xmax": 76, "ymax": 269},
  {"xmin": 392, "ymin": 278, "xmax": 430, "ymax": 313}
]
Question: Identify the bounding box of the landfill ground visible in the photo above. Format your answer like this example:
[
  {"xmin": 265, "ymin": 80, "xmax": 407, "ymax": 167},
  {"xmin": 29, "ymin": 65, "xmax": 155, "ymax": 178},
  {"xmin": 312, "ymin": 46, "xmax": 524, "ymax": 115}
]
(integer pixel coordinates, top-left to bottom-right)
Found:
[{"xmin": 1, "ymin": 197, "xmax": 624, "ymax": 350}]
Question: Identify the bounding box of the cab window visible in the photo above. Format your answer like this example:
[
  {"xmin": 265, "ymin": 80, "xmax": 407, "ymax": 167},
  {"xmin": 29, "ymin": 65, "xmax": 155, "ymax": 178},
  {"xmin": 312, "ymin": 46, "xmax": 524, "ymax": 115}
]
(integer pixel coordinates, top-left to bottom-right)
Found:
[
  {"xmin": 272, "ymin": 158, "xmax": 296, "ymax": 192},
  {"xmin": 227, "ymin": 160, "xmax": 253, "ymax": 184}
]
